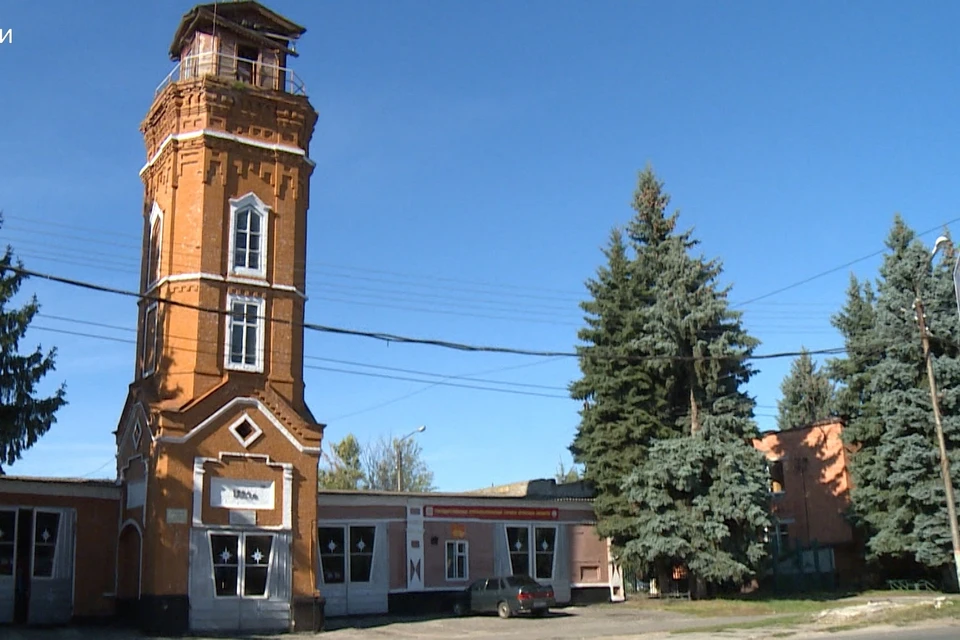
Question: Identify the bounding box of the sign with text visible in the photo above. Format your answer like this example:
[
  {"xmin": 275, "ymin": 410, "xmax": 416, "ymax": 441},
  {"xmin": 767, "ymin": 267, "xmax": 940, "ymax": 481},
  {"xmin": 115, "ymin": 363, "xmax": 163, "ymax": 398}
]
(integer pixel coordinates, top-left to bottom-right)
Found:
[
  {"xmin": 210, "ymin": 478, "xmax": 275, "ymax": 510},
  {"xmin": 425, "ymin": 505, "xmax": 559, "ymax": 520}
]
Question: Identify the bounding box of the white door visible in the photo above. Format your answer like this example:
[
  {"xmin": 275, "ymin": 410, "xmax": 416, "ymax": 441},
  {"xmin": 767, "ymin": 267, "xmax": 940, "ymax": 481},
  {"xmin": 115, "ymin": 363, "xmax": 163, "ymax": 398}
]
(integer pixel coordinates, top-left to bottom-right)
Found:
[{"xmin": 318, "ymin": 525, "xmax": 385, "ymax": 616}]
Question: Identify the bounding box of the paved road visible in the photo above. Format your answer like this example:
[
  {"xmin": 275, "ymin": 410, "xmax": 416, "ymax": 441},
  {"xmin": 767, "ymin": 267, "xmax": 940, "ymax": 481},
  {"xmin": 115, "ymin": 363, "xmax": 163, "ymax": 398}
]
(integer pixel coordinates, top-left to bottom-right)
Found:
[{"xmin": 2, "ymin": 608, "xmax": 958, "ymax": 640}]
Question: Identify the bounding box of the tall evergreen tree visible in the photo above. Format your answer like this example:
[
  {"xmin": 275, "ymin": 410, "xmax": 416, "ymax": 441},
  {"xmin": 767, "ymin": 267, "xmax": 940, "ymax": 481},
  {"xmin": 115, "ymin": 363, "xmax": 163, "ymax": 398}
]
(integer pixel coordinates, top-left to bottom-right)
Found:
[
  {"xmin": 570, "ymin": 224, "xmax": 672, "ymax": 548},
  {"xmin": 572, "ymin": 168, "xmax": 769, "ymax": 594},
  {"xmin": 617, "ymin": 169, "xmax": 769, "ymax": 594},
  {"xmin": 827, "ymin": 274, "xmax": 884, "ymax": 546},
  {"xmin": 0, "ymin": 239, "xmax": 67, "ymax": 474},
  {"xmin": 776, "ymin": 349, "xmax": 835, "ymax": 430},
  {"xmin": 831, "ymin": 216, "xmax": 960, "ymax": 584}
]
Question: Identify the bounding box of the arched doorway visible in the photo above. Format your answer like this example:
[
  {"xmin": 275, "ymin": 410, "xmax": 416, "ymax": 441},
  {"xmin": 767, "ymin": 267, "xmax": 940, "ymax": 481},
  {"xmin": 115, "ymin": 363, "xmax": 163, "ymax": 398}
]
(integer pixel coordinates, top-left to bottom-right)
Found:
[{"xmin": 117, "ymin": 522, "xmax": 142, "ymax": 623}]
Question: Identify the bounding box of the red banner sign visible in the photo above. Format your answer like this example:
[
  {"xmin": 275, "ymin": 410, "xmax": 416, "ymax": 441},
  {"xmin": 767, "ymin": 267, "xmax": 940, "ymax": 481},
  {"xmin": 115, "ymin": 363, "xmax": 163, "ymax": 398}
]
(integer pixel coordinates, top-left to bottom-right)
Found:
[{"xmin": 425, "ymin": 505, "xmax": 559, "ymax": 520}]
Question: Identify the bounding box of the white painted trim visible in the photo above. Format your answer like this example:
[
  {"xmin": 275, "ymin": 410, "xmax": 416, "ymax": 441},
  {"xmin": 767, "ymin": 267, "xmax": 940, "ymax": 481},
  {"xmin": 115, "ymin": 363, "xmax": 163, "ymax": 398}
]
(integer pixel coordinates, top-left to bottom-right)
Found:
[
  {"xmin": 387, "ymin": 586, "xmax": 468, "ymax": 594},
  {"xmin": 226, "ymin": 414, "xmax": 264, "ymax": 449},
  {"xmin": 192, "ymin": 452, "xmax": 294, "ymax": 530},
  {"xmin": 158, "ymin": 397, "xmax": 320, "ymax": 454},
  {"xmin": 314, "ymin": 518, "xmax": 406, "ymax": 524},
  {"xmin": 139, "ymin": 129, "xmax": 314, "ymax": 177},
  {"xmin": 147, "ymin": 202, "xmax": 164, "ymax": 289},
  {"xmin": 0, "ymin": 479, "xmax": 120, "ymax": 500},
  {"xmin": 224, "ymin": 294, "xmax": 266, "ymax": 373},
  {"xmin": 569, "ymin": 582, "xmax": 611, "ymax": 589},
  {"xmin": 147, "ymin": 271, "xmax": 307, "ymax": 299},
  {"xmin": 119, "ymin": 453, "xmax": 150, "ymax": 527},
  {"xmin": 444, "ymin": 539, "xmax": 469, "ymax": 582},
  {"xmin": 317, "ymin": 493, "xmax": 594, "ymax": 512},
  {"xmin": 228, "ymin": 192, "xmax": 271, "ymax": 280}
]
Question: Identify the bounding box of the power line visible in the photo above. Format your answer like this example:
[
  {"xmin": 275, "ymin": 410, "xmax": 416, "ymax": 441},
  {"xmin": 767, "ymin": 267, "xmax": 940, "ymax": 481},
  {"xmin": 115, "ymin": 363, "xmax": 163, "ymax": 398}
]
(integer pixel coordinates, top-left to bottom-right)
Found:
[
  {"xmin": 733, "ymin": 216, "xmax": 960, "ymax": 307},
  {"xmin": 26, "ymin": 325, "xmax": 575, "ymax": 400},
  {"xmin": 16, "ymin": 264, "xmax": 847, "ymax": 363}
]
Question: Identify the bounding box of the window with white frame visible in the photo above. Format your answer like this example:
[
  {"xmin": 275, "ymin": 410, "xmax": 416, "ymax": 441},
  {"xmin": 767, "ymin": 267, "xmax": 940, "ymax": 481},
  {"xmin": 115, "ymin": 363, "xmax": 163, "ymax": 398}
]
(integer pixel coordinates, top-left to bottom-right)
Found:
[
  {"xmin": 142, "ymin": 302, "xmax": 158, "ymax": 377},
  {"xmin": 229, "ymin": 193, "xmax": 269, "ymax": 278},
  {"xmin": 147, "ymin": 203, "xmax": 163, "ymax": 288},
  {"xmin": 33, "ymin": 511, "xmax": 60, "ymax": 578},
  {"xmin": 225, "ymin": 295, "xmax": 265, "ymax": 372},
  {"xmin": 210, "ymin": 532, "xmax": 274, "ymax": 598},
  {"xmin": 446, "ymin": 540, "xmax": 468, "ymax": 580},
  {"xmin": 505, "ymin": 525, "xmax": 556, "ymax": 580}
]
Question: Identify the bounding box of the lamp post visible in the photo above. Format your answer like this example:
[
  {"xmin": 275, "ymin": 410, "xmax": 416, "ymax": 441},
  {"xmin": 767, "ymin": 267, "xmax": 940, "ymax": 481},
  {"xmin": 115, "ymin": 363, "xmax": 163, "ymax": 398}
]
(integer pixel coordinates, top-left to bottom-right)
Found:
[
  {"xmin": 396, "ymin": 425, "xmax": 426, "ymax": 492},
  {"xmin": 918, "ymin": 236, "xmax": 960, "ymax": 590}
]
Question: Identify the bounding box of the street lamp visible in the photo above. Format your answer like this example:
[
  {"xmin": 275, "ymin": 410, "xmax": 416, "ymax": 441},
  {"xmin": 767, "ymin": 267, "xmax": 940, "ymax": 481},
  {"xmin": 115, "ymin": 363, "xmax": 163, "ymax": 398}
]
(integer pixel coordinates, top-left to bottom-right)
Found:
[
  {"xmin": 917, "ymin": 236, "xmax": 960, "ymax": 590},
  {"xmin": 396, "ymin": 425, "xmax": 426, "ymax": 492}
]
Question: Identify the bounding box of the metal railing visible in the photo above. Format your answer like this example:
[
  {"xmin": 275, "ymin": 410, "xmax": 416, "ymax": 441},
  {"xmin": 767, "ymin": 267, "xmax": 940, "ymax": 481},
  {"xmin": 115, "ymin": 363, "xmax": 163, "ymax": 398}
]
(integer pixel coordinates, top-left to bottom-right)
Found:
[{"xmin": 154, "ymin": 51, "xmax": 307, "ymax": 97}]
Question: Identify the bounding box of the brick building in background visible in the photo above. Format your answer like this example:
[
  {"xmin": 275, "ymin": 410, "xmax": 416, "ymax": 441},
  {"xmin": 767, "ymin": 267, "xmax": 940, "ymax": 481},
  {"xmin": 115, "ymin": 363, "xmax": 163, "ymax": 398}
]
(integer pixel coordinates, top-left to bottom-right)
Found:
[{"xmin": 753, "ymin": 419, "xmax": 865, "ymax": 589}]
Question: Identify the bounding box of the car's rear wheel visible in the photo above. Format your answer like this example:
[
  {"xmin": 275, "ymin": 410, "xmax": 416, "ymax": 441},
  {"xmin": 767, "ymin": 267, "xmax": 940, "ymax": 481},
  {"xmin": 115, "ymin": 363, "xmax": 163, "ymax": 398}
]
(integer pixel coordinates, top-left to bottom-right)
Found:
[{"xmin": 497, "ymin": 601, "xmax": 512, "ymax": 619}]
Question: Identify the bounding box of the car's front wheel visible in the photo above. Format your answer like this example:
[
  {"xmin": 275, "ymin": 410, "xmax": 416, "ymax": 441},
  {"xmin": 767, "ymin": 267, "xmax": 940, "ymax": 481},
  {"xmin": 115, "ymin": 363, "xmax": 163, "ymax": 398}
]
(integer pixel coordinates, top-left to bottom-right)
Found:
[{"xmin": 497, "ymin": 601, "xmax": 512, "ymax": 619}]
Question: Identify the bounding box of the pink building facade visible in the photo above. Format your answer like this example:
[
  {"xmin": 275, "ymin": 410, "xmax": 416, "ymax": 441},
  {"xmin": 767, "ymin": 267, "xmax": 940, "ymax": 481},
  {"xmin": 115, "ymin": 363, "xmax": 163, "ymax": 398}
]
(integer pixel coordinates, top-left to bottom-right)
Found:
[{"xmin": 316, "ymin": 483, "xmax": 624, "ymax": 616}]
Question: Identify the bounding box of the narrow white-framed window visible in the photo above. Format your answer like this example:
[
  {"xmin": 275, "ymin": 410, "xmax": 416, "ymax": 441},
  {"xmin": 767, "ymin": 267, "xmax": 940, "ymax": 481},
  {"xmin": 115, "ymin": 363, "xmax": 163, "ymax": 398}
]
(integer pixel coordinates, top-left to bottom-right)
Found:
[
  {"xmin": 224, "ymin": 295, "xmax": 265, "ymax": 373},
  {"xmin": 445, "ymin": 540, "xmax": 468, "ymax": 581},
  {"xmin": 506, "ymin": 526, "xmax": 529, "ymax": 576},
  {"xmin": 147, "ymin": 202, "xmax": 163, "ymax": 288},
  {"xmin": 142, "ymin": 302, "xmax": 159, "ymax": 377},
  {"xmin": 228, "ymin": 193, "xmax": 270, "ymax": 279},
  {"xmin": 534, "ymin": 526, "xmax": 556, "ymax": 581},
  {"xmin": 32, "ymin": 510, "xmax": 60, "ymax": 579}
]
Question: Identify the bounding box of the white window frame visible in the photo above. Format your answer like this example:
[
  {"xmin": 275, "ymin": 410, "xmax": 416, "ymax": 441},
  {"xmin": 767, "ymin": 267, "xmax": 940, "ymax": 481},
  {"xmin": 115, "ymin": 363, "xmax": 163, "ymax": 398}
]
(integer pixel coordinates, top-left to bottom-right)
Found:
[
  {"xmin": 208, "ymin": 530, "xmax": 275, "ymax": 600},
  {"xmin": 147, "ymin": 202, "xmax": 163, "ymax": 289},
  {"xmin": 445, "ymin": 539, "xmax": 468, "ymax": 581},
  {"xmin": 227, "ymin": 192, "xmax": 270, "ymax": 280},
  {"xmin": 142, "ymin": 302, "xmax": 159, "ymax": 377},
  {"xmin": 224, "ymin": 294, "xmax": 265, "ymax": 373},
  {"xmin": 504, "ymin": 524, "xmax": 557, "ymax": 581},
  {"xmin": 31, "ymin": 509, "xmax": 61, "ymax": 580}
]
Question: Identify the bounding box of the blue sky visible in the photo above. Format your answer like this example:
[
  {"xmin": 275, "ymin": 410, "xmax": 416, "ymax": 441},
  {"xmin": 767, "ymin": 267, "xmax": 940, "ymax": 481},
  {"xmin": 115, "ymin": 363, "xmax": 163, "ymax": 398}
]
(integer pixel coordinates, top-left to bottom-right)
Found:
[{"xmin": 2, "ymin": 1, "xmax": 960, "ymax": 491}]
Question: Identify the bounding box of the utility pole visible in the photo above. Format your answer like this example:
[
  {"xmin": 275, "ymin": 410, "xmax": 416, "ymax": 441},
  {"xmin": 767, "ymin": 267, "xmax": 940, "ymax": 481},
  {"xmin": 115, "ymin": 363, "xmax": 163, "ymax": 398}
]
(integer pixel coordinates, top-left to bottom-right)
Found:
[{"xmin": 914, "ymin": 289, "xmax": 960, "ymax": 591}]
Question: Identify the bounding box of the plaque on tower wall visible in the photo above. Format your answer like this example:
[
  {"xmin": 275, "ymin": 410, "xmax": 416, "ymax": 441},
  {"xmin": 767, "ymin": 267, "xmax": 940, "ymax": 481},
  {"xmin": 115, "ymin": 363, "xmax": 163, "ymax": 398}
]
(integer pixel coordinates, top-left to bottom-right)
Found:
[{"xmin": 210, "ymin": 478, "xmax": 276, "ymax": 510}]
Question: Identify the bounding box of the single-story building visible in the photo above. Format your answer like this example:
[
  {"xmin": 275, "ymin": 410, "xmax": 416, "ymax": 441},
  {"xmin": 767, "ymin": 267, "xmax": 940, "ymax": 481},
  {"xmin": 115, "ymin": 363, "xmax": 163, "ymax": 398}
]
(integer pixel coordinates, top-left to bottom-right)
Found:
[
  {"xmin": 0, "ymin": 475, "xmax": 622, "ymax": 627},
  {"xmin": 316, "ymin": 479, "xmax": 624, "ymax": 616}
]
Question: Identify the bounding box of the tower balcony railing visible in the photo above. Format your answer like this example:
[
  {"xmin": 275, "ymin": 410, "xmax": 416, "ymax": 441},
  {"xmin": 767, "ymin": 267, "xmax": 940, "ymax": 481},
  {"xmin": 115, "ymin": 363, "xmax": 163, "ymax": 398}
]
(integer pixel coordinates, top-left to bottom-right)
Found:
[{"xmin": 155, "ymin": 51, "xmax": 307, "ymax": 97}]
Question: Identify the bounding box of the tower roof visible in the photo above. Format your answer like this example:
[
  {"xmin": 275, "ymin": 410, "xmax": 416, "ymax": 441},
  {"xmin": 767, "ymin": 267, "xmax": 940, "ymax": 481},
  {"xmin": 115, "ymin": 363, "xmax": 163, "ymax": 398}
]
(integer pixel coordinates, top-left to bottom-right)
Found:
[{"xmin": 169, "ymin": 1, "xmax": 307, "ymax": 60}]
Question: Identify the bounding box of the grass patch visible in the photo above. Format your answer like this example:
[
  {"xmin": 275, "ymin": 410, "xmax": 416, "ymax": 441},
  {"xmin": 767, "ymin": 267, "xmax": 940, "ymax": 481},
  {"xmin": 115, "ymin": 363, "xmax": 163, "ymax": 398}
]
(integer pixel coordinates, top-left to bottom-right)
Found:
[
  {"xmin": 669, "ymin": 613, "xmax": 809, "ymax": 634},
  {"xmin": 619, "ymin": 593, "xmax": 850, "ymax": 618}
]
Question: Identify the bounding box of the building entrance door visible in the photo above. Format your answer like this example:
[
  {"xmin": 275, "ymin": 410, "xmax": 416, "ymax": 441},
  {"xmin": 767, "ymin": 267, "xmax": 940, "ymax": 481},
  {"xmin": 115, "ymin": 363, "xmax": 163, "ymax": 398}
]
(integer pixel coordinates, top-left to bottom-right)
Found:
[
  {"xmin": 318, "ymin": 525, "xmax": 383, "ymax": 616},
  {"xmin": 188, "ymin": 528, "xmax": 293, "ymax": 633},
  {"xmin": 0, "ymin": 507, "xmax": 75, "ymax": 625}
]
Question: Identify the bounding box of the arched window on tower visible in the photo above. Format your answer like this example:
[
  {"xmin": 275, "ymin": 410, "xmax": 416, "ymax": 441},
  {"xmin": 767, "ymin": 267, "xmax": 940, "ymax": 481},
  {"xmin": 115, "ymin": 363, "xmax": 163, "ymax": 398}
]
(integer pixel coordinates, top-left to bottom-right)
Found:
[
  {"xmin": 229, "ymin": 193, "xmax": 270, "ymax": 279},
  {"xmin": 147, "ymin": 202, "xmax": 163, "ymax": 288}
]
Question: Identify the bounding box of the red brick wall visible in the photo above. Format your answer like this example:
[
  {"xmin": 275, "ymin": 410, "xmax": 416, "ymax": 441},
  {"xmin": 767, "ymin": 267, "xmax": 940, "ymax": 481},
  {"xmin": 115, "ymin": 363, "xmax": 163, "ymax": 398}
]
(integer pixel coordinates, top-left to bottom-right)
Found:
[{"xmin": 754, "ymin": 420, "xmax": 854, "ymax": 546}]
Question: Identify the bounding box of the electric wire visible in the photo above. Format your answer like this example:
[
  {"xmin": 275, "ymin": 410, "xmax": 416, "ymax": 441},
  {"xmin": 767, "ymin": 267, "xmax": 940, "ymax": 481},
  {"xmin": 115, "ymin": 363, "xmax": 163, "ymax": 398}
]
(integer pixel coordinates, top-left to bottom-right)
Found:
[{"xmin": 16, "ymin": 264, "xmax": 848, "ymax": 362}]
